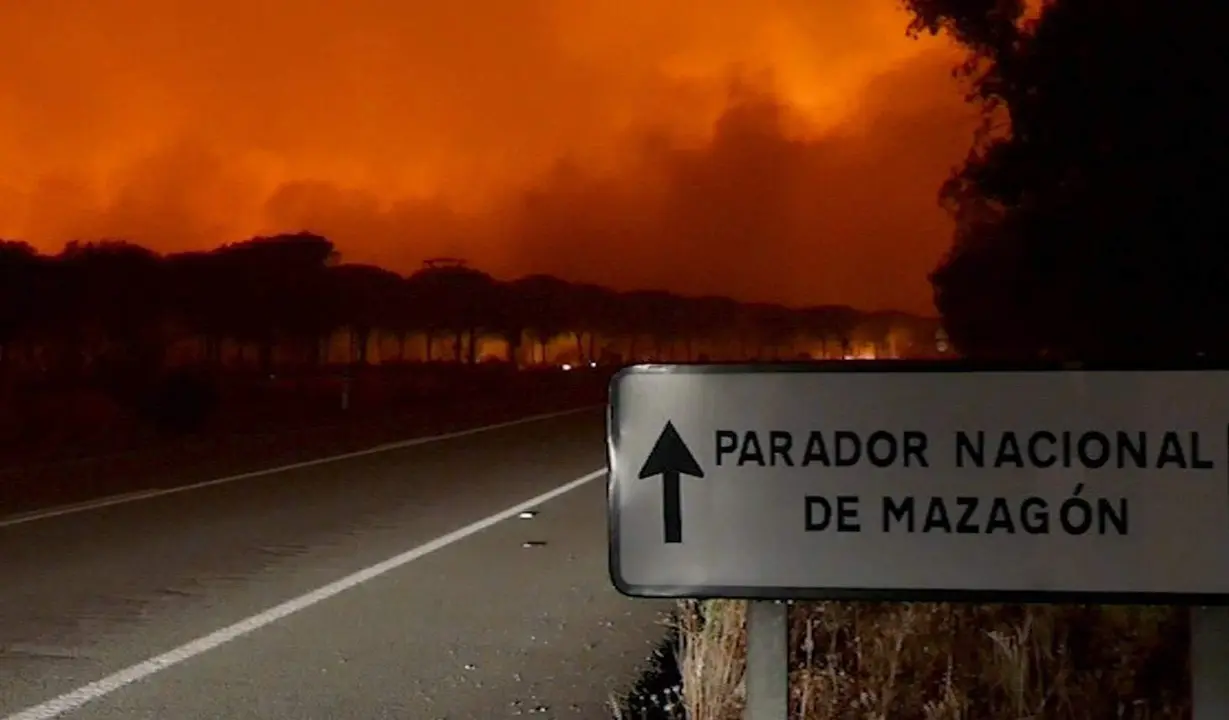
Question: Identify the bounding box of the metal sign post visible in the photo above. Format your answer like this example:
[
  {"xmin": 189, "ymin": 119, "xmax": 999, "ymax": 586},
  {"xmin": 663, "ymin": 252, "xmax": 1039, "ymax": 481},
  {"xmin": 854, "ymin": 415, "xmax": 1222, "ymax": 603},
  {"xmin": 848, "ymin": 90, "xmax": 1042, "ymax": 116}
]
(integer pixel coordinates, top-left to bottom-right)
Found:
[
  {"xmin": 745, "ymin": 601, "xmax": 789, "ymax": 720},
  {"xmin": 1192, "ymin": 606, "xmax": 1229, "ymax": 720},
  {"xmin": 606, "ymin": 362, "xmax": 1229, "ymax": 719}
]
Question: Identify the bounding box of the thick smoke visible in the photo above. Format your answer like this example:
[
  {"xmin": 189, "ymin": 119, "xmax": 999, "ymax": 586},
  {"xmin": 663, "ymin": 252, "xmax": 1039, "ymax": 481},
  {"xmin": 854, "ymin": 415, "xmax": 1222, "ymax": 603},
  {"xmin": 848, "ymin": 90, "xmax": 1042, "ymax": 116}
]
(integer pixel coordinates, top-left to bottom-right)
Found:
[{"xmin": 0, "ymin": 0, "xmax": 976, "ymax": 312}]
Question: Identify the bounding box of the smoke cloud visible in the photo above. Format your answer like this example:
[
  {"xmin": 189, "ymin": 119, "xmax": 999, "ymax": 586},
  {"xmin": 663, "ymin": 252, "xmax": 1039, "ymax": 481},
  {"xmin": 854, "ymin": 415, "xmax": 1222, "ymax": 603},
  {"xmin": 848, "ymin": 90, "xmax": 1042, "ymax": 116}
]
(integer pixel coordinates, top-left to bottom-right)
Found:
[{"xmin": 0, "ymin": 0, "xmax": 978, "ymax": 312}]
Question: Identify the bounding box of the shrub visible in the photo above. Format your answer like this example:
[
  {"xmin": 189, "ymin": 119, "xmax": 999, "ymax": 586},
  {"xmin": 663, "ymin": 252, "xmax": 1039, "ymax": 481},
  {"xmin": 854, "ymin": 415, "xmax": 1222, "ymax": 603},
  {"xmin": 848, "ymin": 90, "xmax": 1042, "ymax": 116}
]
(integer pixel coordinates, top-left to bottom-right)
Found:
[
  {"xmin": 657, "ymin": 600, "xmax": 1187, "ymax": 719},
  {"xmin": 145, "ymin": 368, "xmax": 219, "ymax": 434}
]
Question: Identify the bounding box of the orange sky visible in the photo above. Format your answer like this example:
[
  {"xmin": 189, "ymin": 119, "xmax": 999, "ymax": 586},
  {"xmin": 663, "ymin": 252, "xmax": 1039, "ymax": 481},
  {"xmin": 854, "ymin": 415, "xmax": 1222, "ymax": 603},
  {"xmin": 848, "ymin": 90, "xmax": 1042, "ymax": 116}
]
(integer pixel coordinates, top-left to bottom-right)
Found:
[{"xmin": 0, "ymin": 0, "xmax": 978, "ymax": 314}]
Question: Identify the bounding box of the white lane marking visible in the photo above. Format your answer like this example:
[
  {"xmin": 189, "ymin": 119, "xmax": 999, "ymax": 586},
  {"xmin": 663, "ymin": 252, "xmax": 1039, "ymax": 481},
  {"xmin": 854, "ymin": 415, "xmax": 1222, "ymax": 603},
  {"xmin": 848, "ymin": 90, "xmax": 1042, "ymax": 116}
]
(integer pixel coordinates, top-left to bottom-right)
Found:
[
  {"xmin": 2, "ymin": 467, "xmax": 607, "ymax": 720},
  {"xmin": 0, "ymin": 406, "xmax": 599, "ymax": 529}
]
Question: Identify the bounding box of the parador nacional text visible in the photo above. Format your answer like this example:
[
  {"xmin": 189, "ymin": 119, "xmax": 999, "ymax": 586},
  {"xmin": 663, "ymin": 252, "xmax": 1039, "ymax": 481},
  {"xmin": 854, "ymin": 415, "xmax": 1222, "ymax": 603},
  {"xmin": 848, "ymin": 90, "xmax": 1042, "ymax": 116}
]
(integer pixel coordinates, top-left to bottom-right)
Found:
[{"xmin": 714, "ymin": 429, "xmax": 1218, "ymax": 470}]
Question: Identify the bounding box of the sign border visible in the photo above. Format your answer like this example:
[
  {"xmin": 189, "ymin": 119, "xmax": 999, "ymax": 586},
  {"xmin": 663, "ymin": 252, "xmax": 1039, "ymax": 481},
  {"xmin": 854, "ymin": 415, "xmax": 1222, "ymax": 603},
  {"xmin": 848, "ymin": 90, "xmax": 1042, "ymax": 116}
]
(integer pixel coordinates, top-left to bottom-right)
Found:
[{"xmin": 606, "ymin": 360, "xmax": 1229, "ymax": 605}]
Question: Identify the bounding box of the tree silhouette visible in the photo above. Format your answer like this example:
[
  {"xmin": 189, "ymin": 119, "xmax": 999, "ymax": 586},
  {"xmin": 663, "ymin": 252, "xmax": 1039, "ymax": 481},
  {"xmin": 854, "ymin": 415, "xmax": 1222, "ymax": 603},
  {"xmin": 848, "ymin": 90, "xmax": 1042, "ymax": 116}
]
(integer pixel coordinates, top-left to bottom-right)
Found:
[
  {"xmin": 332, "ymin": 263, "xmax": 404, "ymax": 366},
  {"xmin": 798, "ymin": 305, "xmax": 860, "ymax": 358},
  {"xmin": 687, "ymin": 296, "xmax": 740, "ymax": 361},
  {"xmin": 0, "ymin": 241, "xmax": 42, "ymax": 372},
  {"xmin": 626, "ymin": 290, "xmax": 685, "ymax": 360},
  {"xmin": 165, "ymin": 251, "xmax": 230, "ymax": 367},
  {"xmin": 748, "ymin": 303, "xmax": 796, "ymax": 360},
  {"xmin": 905, "ymin": 0, "xmax": 1229, "ymax": 360},
  {"xmin": 49, "ymin": 240, "xmax": 165, "ymax": 383},
  {"xmin": 485, "ymin": 280, "xmax": 528, "ymax": 364},
  {"xmin": 408, "ymin": 259, "xmax": 498, "ymax": 364},
  {"xmin": 513, "ymin": 274, "xmax": 575, "ymax": 363},
  {"xmin": 566, "ymin": 282, "xmax": 613, "ymax": 364},
  {"xmin": 213, "ymin": 232, "xmax": 337, "ymax": 372}
]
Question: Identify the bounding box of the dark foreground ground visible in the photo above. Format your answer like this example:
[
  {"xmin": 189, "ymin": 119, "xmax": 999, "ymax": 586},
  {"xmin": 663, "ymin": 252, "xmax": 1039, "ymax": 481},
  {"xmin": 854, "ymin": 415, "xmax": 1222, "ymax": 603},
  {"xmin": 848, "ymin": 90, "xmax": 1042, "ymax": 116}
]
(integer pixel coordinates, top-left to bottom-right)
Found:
[{"xmin": 0, "ymin": 365, "xmax": 610, "ymax": 516}]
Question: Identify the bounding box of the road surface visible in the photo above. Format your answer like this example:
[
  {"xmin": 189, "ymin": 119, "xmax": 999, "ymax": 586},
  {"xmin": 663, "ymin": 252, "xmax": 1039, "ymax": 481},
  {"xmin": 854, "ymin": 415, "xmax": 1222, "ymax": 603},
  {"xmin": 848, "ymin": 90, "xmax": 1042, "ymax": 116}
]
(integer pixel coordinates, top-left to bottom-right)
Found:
[{"xmin": 0, "ymin": 407, "xmax": 671, "ymax": 719}]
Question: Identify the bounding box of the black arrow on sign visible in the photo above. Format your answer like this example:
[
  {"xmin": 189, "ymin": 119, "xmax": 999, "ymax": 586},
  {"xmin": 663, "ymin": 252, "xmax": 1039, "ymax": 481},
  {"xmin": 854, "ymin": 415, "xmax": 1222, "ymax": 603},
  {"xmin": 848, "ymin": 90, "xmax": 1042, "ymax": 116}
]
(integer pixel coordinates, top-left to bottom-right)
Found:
[{"xmin": 638, "ymin": 421, "xmax": 704, "ymax": 544}]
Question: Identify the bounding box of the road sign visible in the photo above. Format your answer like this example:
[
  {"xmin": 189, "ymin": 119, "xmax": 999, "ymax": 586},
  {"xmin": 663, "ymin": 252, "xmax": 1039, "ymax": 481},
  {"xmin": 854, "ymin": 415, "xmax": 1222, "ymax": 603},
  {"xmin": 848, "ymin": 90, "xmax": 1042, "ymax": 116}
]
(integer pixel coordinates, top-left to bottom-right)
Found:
[{"xmin": 606, "ymin": 362, "xmax": 1229, "ymax": 603}]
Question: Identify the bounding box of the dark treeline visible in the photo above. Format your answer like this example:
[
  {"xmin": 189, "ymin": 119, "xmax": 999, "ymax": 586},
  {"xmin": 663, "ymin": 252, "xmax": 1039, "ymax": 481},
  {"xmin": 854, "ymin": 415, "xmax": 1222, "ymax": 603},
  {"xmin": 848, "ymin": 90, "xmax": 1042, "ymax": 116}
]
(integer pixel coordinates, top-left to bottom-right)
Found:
[
  {"xmin": 0, "ymin": 233, "xmax": 939, "ymax": 384},
  {"xmin": 908, "ymin": 0, "xmax": 1229, "ymax": 361}
]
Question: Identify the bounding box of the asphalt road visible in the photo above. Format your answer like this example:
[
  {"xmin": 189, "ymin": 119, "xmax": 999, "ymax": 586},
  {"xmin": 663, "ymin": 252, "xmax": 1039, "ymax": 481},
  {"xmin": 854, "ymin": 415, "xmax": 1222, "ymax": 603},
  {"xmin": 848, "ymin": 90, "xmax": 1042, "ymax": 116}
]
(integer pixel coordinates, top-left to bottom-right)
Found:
[{"xmin": 0, "ymin": 407, "xmax": 671, "ymax": 719}]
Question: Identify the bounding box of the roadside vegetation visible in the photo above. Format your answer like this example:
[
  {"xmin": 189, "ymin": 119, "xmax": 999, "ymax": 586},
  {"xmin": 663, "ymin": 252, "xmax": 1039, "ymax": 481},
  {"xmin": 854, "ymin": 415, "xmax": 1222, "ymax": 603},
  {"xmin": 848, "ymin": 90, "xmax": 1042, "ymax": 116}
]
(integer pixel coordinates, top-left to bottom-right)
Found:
[{"xmin": 618, "ymin": 600, "xmax": 1188, "ymax": 719}]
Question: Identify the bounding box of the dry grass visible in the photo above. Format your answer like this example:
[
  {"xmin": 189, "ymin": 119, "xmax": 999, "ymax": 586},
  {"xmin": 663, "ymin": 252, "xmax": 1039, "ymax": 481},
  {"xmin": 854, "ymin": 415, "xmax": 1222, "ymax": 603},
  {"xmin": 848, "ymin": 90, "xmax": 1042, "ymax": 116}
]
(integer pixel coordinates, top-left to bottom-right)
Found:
[{"xmin": 672, "ymin": 600, "xmax": 1188, "ymax": 720}]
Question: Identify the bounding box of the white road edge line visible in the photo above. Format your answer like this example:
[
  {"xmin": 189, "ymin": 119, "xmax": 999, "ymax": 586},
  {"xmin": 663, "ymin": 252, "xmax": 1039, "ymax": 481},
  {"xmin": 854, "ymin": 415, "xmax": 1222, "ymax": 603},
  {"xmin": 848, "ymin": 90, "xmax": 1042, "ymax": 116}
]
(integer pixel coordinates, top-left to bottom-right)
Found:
[
  {"xmin": 2, "ymin": 467, "xmax": 607, "ymax": 720},
  {"xmin": 0, "ymin": 405, "xmax": 600, "ymax": 529}
]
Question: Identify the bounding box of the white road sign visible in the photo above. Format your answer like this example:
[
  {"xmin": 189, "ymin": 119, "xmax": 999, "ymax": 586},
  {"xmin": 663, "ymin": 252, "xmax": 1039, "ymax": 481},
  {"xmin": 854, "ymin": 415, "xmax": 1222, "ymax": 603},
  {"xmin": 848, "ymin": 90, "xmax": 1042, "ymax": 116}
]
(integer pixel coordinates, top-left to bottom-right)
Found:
[{"xmin": 606, "ymin": 364, "xmax": 1229, "ymax": 602}]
